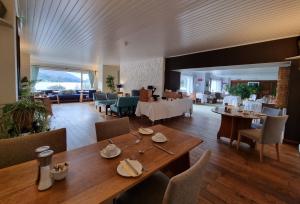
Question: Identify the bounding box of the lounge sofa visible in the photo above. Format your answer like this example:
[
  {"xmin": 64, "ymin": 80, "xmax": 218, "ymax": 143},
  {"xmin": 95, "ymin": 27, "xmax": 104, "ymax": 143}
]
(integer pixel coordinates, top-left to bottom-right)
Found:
[{"xmin": 44, "ymin": 90, "xmax": 96, "ymax": 103}]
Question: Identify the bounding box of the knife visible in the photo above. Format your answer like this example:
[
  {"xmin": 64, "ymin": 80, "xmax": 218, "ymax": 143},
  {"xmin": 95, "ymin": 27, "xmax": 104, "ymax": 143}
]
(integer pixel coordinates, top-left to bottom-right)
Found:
[{"xmin": 153, "ymin": 144, "xmax": 175, "ymax": 155}]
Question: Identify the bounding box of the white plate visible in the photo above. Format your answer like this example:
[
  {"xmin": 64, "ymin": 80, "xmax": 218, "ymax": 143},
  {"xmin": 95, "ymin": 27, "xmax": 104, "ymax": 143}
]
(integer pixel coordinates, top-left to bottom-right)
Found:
[
  {"xmin": 138, "ymin": 128, "xmax": 154, "ymax": 135},
  {"xmin": 152, "ymin": 133, "xmax": 168, "ymax": 143},
  {"xmin": 117, "ymin": 159, "xmax": 143, "ymax": 177},
  {"xmin": 100, "ymin": 147, "xmax": 122, "ymax": 159}
]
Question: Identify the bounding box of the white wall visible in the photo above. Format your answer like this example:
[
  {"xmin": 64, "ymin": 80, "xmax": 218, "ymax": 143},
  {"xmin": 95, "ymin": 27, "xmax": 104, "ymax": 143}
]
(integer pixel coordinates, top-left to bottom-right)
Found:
[
  {"xmin": 120, "ymin": 57, "xmax": 165, "ymax": 96},
  {"xmin": 0, "ymin": 0, "xmax": 17, "ymax": 105}
]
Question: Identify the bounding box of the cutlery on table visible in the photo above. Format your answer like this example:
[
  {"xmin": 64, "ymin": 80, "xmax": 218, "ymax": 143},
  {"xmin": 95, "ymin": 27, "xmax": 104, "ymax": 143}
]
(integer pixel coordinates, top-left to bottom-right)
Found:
[
  {"xmin": 153, "ymin": 144, "xmax": 175, "ymax": 155},
  {"xmin": 138, "ymin": 146, "xmax": 153, "ymax": 154}
]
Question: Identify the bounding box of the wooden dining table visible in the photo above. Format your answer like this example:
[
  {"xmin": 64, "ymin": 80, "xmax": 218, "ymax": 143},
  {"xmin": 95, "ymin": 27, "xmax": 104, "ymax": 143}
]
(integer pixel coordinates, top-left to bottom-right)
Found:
[
  {"xmin": 0, "ymin": 125, "xmax": 202, "ymax": 204},
  {"xmin": 212, "ymin": 109, "xmax": 264, "ymax": 147}
]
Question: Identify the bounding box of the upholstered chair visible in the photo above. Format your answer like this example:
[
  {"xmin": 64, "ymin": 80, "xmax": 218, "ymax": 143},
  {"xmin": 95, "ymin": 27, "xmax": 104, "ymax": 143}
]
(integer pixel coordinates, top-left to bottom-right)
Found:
[
  {"xmin": 95, "ymin": 117, "xmax": 130, "ymax": 142},
  {"xmin": 0, "ymin": 128, "xmax": 67, "ymax": 169},
  {"xmin": 251, "ymin": 107, "xmax": 282, "ymax": 129},
  {"xmin": 116, "ymin": 150, "xmax": 211, "ymax": 204},
  {"xmin": 237, "ymin": 115, "xmax": 288, "ymax": 162}
]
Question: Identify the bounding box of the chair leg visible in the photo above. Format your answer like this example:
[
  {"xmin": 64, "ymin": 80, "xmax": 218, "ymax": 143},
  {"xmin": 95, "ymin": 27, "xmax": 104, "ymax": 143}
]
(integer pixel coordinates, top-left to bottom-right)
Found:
[
  {"xmin": 236, "ymin": 132, "xmax": 241, "ymax": 150},
  {"xmin": 275, "ymin": 143, "xmax": 280, "ymax": 161},
  {"xmin": 260, "ymin": 144, "xmax": 264, "ymax": 162}
]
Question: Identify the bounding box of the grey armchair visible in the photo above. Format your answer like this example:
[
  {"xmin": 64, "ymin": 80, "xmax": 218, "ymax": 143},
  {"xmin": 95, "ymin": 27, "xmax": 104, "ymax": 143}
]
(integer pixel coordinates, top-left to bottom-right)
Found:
[{"xmin": 237, "ymin": 115, "xmax": 288, "ymax": 162}]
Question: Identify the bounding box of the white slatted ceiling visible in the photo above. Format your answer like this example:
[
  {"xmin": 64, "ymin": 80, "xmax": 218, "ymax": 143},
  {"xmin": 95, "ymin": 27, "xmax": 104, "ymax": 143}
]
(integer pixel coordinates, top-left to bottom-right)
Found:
[{"xmin": 17, "ymin": 0, "xmax": 300, "ymax": 66}]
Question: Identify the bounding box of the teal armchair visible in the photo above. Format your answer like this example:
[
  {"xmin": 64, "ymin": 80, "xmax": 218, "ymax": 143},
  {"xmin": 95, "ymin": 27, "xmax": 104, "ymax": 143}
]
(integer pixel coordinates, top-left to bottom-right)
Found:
[{"xmin": 110, "ymin": 96, "xmax": 139, "ymax": 117}]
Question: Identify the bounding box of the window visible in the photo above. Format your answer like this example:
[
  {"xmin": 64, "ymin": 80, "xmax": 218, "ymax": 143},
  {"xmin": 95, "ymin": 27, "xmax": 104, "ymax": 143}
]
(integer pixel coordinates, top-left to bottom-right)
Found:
[
  {"xmin": 180, "ymin": 75, "xmax": 193, "ymax": 94},
  {"xmin": 34, "ymin": 68, "xmax": 91, "ymax": 91},
  {"xmin": 210, "ymin": 79, "xmax": 222, "ymax": 92}
]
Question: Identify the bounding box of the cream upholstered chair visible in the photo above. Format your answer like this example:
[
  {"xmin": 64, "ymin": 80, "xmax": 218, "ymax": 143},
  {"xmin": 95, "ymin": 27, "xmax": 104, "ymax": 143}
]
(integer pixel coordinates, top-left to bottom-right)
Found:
[
  {"xmin": 0, "ymin": 128, "xmax": 66, "ymax": 169},
  {"xmin": 237, "ymin": 115, "xmax": 288, "ymax": 162},
  {"xmin": 116, "ymin": 150, "xmax": 211, "ymax": 204},
  {"xmin": 95, "ymin": 117, "xmax": 130, "ymax": 142}
]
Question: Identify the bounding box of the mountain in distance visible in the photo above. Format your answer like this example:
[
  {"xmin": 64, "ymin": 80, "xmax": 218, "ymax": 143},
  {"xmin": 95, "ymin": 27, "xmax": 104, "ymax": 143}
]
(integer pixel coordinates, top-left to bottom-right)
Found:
[{"xmin": 37, "ymin": 69, "xmax": 85, "ymax": 82}]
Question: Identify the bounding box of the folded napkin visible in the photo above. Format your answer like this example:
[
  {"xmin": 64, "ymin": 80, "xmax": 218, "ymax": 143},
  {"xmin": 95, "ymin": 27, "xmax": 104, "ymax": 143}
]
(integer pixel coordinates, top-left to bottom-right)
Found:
[{"xmin": 120, "ymin": 159, "xmax": 142, "ymax": 177}]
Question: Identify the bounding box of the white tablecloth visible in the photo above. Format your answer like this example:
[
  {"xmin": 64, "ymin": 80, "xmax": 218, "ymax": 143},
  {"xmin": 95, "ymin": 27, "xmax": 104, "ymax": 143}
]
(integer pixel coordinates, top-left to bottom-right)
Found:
[
  {"xmin": 243, "ymin": 101, "xmax": 262, "ymax": 113},
  {"xmin": 223, "ymin": 96, "xmax": 241, "ymax": 106},
  {"xmin": 135, "ymin": 98, "xmax": 193, "ymax": 122}
]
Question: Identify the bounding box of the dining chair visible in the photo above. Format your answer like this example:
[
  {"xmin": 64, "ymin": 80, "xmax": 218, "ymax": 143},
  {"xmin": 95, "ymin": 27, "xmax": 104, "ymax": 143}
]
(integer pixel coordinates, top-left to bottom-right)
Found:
[
  {"xmin": 237, "ymin": 115, "xmax": 288, "ymax": 162},
  {"xmin": 115, "ymin": 150, "xmax": 211, "ymax": 204},
  {"xmin": 0, "ymin": 128, "xmax": 66, "ymax": 169},
  {"xmin": 95, "ymin": 117, "xmax": 130, "ymax": 142},
  {"xmin": 251, "ymin": 106, "xmax": 282, "ymax": 129}
]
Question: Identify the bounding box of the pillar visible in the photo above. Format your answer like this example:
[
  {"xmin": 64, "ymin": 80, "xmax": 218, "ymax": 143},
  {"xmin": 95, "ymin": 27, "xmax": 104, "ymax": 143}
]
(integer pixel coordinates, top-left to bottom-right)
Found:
[{"xmin": 276, "ymin": 67, "xmax": 290, "ymax": 108}]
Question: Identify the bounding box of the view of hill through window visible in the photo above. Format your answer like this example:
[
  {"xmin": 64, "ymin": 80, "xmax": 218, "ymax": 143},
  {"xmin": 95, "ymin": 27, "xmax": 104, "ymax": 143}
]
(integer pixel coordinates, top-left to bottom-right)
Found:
[{"xmin": 35, "ymin": 69, "xmax": 91, "ymax": 90}]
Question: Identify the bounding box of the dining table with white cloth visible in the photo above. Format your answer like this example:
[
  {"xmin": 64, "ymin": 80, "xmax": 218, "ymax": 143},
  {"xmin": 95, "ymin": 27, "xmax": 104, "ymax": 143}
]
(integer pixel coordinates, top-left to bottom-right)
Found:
[
  {"xmin": 135, "ymin": 98, "xmax": 193, "ymax": 122},
  {"xmin": 243, "ymin": 100, "xmax": 262, "ymax": 113},
  {"xmin": 223, "ymin": 95, "xmax": 242, "ymax": 106}
]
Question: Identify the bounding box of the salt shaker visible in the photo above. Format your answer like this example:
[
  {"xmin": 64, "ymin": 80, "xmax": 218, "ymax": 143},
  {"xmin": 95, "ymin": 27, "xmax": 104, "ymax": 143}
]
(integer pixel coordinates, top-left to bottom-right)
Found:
[
  {"xmin": 37, "ymin": 150, "xmax": 54, "ymax": 191},
  {"xmin": 35, "ymin": 146, "xmax": 50, "ymax": 184}
]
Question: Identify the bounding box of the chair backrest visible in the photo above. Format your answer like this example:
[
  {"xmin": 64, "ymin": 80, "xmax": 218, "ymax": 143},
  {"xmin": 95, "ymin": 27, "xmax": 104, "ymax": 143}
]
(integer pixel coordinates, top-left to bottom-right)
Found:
[
  {"xmin": 95, "ymin": 117, "xmax": 130, "ymax": 142},
  {"xmin": 130, "ymin": 96, "xmax": 139, "ymax": 106},
  {"xmin": 262, "ymin": 107, "xmax": 281, "ymax": 116},
  {"xmin": 249, "ymin": 94, "xmax": 257, "ymax": 101},
  {"xmin": 163, "ymin": 150, "xmax": 211, "ymax": 204},
  {"xmin": 0, "ymin": 128, "xmax": 67, "ymax": 169},
  {"xmin": 88, "ymin": 90, "xmax": 96, "ymax": 99},
  {"xmin": 131, "ymin": 90, "xmax": 140, "ymax": 97},
  {"xmin": 215, "ymin": 92, "xmax": 222, "ymax": 99},
  {"xmin": 107, "ymin": 93, "xmax": 118, "ymax": 100},
  {"xmin": 261, "ymin": 115, "xmax": 288, "ymax": 144},
  {"xmin": 41, "ymin": 97, "xmax": 53, "ymax": 116},
  {"xmin": 116, "ymin": 97, "xmax": 131, "ymax": 107},
  {"xmin": 94, "ymin": 92, "xmax": 107, "ymax": 101}
]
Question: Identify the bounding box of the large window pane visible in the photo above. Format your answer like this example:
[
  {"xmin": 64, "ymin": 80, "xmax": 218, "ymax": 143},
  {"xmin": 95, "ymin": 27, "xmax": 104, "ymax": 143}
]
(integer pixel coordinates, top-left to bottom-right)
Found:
[{"xmin": 35, "ymin": 68, "xmax": 82, "ymax": 90}]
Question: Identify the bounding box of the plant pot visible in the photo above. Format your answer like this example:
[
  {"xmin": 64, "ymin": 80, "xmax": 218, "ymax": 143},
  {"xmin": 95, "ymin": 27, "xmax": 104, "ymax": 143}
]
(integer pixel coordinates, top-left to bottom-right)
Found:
[{"xmin": 12, "ymin": 110, "xmax": 34, "ymax": 131}]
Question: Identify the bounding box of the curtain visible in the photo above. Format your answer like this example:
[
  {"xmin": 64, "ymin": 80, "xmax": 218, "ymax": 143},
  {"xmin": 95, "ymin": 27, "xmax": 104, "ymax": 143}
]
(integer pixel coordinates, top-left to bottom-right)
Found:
[
  {"xmin": 31, "ymin": 66, "xmax": 40, "ymax": 82},
  {"xmin": 88, "ymin": 70, "xmax": 95, "ymax": 89}
]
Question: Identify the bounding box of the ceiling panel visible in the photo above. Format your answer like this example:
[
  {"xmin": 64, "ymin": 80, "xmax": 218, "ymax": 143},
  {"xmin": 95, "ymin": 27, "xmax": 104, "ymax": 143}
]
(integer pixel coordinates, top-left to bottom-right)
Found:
[{"xmin": 17, "ymin": 0, "xmax": 300, "ymax": 66}]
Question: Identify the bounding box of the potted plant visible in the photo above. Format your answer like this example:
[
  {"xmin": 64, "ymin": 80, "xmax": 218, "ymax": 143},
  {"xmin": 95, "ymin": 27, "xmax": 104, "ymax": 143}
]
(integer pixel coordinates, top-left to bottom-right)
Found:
[
  {"xmin": 227, "ymin": 83, "xmax": 251, "ymax": 99},
  {"xmin": 106, "ymin": 75, "xmax": 116, "ymax": 93},
  {"xmin": 0, "ymin": 98, "xmax": 49, "ymax": 139}
]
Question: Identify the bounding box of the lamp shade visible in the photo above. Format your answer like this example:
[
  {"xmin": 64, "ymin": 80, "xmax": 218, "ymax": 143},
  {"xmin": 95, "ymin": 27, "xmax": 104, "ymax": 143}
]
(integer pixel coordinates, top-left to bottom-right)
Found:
[{"xmin": 117, "ymin": 84, "xmax": 123, "ymax": 88}]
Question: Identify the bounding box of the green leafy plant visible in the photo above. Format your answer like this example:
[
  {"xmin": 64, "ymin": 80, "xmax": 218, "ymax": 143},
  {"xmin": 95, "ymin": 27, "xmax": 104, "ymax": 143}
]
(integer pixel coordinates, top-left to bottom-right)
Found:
[
  {"xmin": 106, "ymin": 75, "xmax": 116, "ymax": 93},
  {"xmin": 20, "ymin": 77, "xmax": 38, "ymax": 97},
  {"xmin": 227, "ymin": 83, "xmax": 252, "ymax": 99},
  {"xmin": 0, "ymin": 98, "xmax": 49, "ymax": 139}
]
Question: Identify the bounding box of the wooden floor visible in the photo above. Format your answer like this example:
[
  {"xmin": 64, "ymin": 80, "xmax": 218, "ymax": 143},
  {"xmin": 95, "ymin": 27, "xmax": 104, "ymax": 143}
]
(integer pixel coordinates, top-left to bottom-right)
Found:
[{"xmin": 51, "ymin": 102, "xmax": 300, "ymax": 204}]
